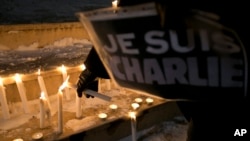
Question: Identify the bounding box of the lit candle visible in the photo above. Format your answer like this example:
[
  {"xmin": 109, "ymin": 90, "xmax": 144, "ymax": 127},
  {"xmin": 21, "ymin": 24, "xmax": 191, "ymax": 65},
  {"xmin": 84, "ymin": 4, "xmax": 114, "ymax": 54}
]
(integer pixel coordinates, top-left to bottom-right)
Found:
[
  {"xmin": 61, "ymin": 65, "xmax": 70, "ymax": 100},
  {"xmin": 131, "ymin": 103, "xmax": 140, "ymax": 110},
  {"xmin": 109, "ymin": 104, "xmax": 118, "ymax": 111},
  {"xmin": 98, "ymin": 113, "xmax": 107, "ymax": 121},
  {"xmin": 14, "ymin": 73, "xmax": 30, "ymax": 114},
  {"xmin": 32, "ymin": 132, "xmax": 43, "ymax": 141},
  {"xmin": 57, "ymin": 75, "xmax": 69, "ymax": 134},
  {"xmin": 129, "ymin": 111, "xmax": 137, "ymax": 141},
  {"xmin": 39, "ymin": 92, "xmax": 46, "ymax": 129},
  {"xmin": 37, "ymin": 69, "xmax": 51, "ymax": 111},
  {"xmin": 112, "ymin": 0, "xmax": 118, "ymax": 11},
  {"xmin": 146, "ymin": 98, "xmax": 154, "ymax": 105},
  {"xmin": 75, "ymin": 91, "xmax": 82, "ymax": 119},
  {"xmin": 134, "ymin": 98, "xmax": 143, "ymax": 104},
  {"xmin": 0, "ymin": 77, "xmax": 10, "ymax": 119}
]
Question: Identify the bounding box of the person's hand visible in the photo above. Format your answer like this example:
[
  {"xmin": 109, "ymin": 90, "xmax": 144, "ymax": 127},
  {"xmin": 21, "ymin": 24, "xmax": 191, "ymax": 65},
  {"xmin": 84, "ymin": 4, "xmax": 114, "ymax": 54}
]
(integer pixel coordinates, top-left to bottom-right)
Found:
[{"xmin": 76, "ymin": 69, "xmax": 96, "ymax": 98}]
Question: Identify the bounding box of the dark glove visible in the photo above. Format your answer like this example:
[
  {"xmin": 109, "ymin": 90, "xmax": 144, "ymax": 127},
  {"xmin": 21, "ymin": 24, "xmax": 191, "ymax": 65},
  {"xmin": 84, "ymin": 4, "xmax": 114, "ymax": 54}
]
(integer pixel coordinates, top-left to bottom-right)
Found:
[{"xmin": 77, "ymin": 69, "xmax": 97, "ymax": 98}]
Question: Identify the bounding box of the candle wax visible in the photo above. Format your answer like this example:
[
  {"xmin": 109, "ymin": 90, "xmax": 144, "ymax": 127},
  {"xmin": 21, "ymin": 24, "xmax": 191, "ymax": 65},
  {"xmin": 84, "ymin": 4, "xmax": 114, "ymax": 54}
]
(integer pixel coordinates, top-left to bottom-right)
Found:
[
  {"xmin": 0, "ymin": 78, "xmax": 10, "ymax": 119},
  {"xmin": 58, "ymin": 90, "xmax": 63, "ymax": 134}
]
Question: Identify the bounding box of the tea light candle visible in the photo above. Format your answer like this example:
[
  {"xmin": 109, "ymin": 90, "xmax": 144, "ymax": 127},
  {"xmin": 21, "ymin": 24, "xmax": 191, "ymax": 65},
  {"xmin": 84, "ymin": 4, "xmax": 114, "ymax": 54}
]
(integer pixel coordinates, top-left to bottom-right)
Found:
[
  {"xmin": 134, "ymin": 98, "xmax": 143, "ymax": 104},
  {"xmin": 109, "ymin": 104, "xmax": 118, "ymax": 111},
  {"xmin": 131, "ymin": 103, "xmax": 140, "ymax": 110},
  {"xmin": 98, "ymin": 113, "xmax": 107, "ymax": 120},
  {"xmin": 129, "ymin": 111, "xmax": 137, "ymax": 141},
  {"xmin": 32, "ymin": 132, "xmax": 43, "ymax": 141},
  {"xmin": 146, "ymin": 98, "xmax": 154, "ymax": 105}
]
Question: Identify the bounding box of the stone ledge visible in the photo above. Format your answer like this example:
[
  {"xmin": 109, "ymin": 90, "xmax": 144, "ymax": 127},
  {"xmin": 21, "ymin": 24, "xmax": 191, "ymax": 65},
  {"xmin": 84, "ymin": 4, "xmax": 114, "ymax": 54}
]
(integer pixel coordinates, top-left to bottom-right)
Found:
[{"xmin": 60, "ymin": 100, "xmax": 182, "ymax": 141}]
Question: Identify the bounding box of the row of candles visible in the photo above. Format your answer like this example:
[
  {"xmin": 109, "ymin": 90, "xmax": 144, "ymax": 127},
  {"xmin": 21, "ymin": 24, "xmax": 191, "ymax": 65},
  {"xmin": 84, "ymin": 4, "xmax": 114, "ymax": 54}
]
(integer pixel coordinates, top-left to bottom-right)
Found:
[
  {"xmin": 0, "ymin": 63, "xmax": 155, "ymax": 141},
  {"xmin": 13, "ymin": 97, "xmax": 154, "ymax": 141},
  {"xmin": 97, "ymin": 97, "xmax": 154, "ymax": 141},
  {"xmin": 0, "ymin": 64, "xmax": 83, "ymax": 120}
]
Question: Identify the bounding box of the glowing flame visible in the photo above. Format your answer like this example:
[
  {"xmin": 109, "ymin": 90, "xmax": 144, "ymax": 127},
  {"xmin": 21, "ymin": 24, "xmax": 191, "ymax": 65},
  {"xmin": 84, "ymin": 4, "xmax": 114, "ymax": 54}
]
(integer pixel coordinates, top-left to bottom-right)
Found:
[
  {"xmin": 60, "ymin": 65, "xmax": 67, "ymax": 74},
  {"xmin": 40, "ymin": 92, "xmax": 46, "ymax": 100},
  {"xmin": 129, "ymin": 111, "xmax": 136, "ymax": 120},
  {"xmin": 81, "ymin": 64, "xmax": 86, "ymax": 71},
  {"xmin": 112, "ymin": 0, "xmax": 118, "ymax": 8},
  {"xmin": 14, "ymin": 73, "xmax": 22, "ymax": 83},
  {"xmin": 0, "ymin": 77, "xmax": 3, "ymax": 86},
  {"xmin": 59, "ymin": 75, "xmax": 70, "ymax": 92},
  {"xmin": 38, "ymin": 69, "xmax": 41, "ymax": 76}
]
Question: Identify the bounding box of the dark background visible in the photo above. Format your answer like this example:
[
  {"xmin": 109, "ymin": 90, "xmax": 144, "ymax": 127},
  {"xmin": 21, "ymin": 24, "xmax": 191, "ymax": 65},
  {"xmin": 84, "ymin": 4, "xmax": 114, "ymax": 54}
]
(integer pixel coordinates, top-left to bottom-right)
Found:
[{"xmin": 0, "ymin": 0, "xmax": 111, "ymax": 24}]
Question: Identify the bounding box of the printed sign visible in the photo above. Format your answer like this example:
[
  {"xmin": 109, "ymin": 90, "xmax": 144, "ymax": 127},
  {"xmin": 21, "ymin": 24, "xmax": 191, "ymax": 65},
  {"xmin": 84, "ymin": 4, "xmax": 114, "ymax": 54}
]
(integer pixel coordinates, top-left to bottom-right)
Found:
[{"xmin": 78, "ymin": 3, "xmax": 247, "ymax": 100}]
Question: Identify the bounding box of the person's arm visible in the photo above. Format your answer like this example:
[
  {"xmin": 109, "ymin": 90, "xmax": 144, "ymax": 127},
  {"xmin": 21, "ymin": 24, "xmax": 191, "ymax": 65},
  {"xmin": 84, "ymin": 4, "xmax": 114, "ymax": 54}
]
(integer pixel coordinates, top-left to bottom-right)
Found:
[{"xmin": 76, "ymin": 48, "xmax": 109, "ymax": 97}]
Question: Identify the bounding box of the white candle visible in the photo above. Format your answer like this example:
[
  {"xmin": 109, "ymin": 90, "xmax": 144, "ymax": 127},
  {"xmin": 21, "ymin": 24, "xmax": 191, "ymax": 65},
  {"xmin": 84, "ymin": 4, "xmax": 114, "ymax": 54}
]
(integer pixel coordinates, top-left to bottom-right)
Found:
[
  {"xmin": 32, "ymin": 132, "xmax": 43, "ymax": 141},
  {"xmin": 134, "ymin": 98, "xmax": 143, "ymax": 104},
  {"xmin": 109, "ymin": 104, "xmax": 118, "ymax": 111},
  {"xmin": 58, "ymin": 89, "xmax": 63, "ymax": 134},
  {"xmin": 37, "ymin": 69, "xmax": 51, "ymax": 111},
  {"xmin": 98, "ymin": 113, "xmax": 107, "ymax": 121},
  {"xmin": 40, "ymin": 92, "xmax": 46, "ymax": 129},
  {"xmin": 131, "ymin": 103, "xmax": 140, "ymax": 110},
  {"xmin": 61, "ymin": 65, "xmax": 70, "ymax": 100},
  {"xmin": 146, "ymin": 98, "xmax": 154, "ymax": 105},
  {"xmin": 0, "ymin": 77, "xmax": 10, "ymax": 119},
  {"xmin": 14, "ymin": 73, "xmax": 30, "ymax": 114},
  {"xmin": 129, "ymin": 111, "xmax": 137, "ymax": 141},
  {"xmin": 75, "ymin": 92, "xmax": 82, "ymax": 119}
]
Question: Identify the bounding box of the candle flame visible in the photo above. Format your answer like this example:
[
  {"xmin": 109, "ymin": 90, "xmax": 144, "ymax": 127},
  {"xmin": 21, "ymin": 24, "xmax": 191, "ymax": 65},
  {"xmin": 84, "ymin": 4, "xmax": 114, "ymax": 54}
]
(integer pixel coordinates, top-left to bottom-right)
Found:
[
  {"xmin": 61, "ymin": 65, "xmax": 67, "ymax": 74},
  {"xmin": 40, "ymin": 92, "xmax": 46, "ymax": 100},
  {"xmin": 14, "ymin": 73, "xmax": 22, "ymax": 83},
  {"xmin": 81, "ymin": 64, "xmax": 86, "ymax": 71},
  {"xmin": 129, "ymin": 111, "xmax": 136, "ymax": 120},
  {"xmin": 0, "ymin": 77, "xmax": 3, "ymax": 86},
  {"xmin": 38, "ymin": 69, "xmax": 41, "ymax": 76},
  {"xmin": 59, "ymin": 75, "xmax": 70, "ymax": 91},
  {"xmin": 112, "ymin": 0, "xmax": 118, "ymax": 8}
]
